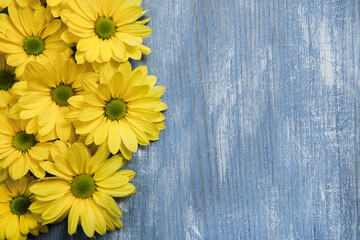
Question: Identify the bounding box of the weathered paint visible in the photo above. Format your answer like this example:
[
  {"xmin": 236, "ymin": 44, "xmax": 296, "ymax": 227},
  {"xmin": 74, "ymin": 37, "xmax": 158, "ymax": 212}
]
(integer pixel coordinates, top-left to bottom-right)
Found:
[{"xmin": 30, "ymin": 0, "xmax": 360, "ymax": 239}]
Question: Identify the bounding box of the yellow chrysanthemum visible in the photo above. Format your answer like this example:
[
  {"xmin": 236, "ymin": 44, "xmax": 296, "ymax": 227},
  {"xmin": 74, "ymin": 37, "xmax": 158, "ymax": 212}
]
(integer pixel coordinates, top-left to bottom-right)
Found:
[
  {"xmin": 0, "ymin": 0, "xmax": 42, "ymax": 9},
  {"xmin": 0, "ymin": 112, "xmax": 50, "ymax": 179},
  {"xmin": 30, "ymin": 142, "xmax": 136, "ymax": 237},
  {"xmin": 0, "ymin": 175, "xmax": 48, "ymax": 240},
  {"xmin": 0, "ymin": 5, "xmax": 72, "ymax": 77},
  {"xmin": 60, "ymin": 0, "xmax": 151, "ymax": 65},
  {"xmin": 66, "ymin": 62, "xmax": 167, "ymax": 159},
  {"xmin": 10, "ymin": 54, "xmax": 98, "ymax": 141},
  {"xmin": 0, "ymin": 54, "xmax": 18, "ymax": 109}
]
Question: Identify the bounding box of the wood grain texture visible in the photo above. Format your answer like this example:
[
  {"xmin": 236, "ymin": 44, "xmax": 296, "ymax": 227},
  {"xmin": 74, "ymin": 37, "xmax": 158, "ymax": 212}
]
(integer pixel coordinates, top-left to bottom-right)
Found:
[{"xmin": 30, "ymin": 0, "xmax": 360, "ymax": 239}]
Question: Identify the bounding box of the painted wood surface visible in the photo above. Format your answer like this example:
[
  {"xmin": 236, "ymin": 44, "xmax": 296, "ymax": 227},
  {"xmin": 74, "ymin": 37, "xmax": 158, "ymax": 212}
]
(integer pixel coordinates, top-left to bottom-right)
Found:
[{"xmin": 30, "ymin": 0, "xmax": 360, "ymax": 239}]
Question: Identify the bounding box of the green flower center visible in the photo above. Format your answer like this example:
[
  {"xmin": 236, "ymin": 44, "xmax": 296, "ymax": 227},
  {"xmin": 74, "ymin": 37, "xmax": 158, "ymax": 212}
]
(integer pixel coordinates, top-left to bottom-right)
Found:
[
  {"xmin": 10, "ymin": 196, "xmax": 31, "ymax": 216},
  {"xmin": 94, "ymin": 17, "xmax": 116, "ymax": 39},
  {"xmin": 71, "ymin": 174, "xmax": 96, "ymax": 199},
  {"xmin": 0, "ymin": 71, "xmax": 15, "ymax": 91},
  {"xmin": 23, "ymin": 36, "xmax": 45, "ymax": 56},
  {"xmin": 12, "ymin": 132, "xmax": 36, "ymax": 152},
  {"xmin": 50, "ymin": 85, "xmax": 75, "ymax": 107},
  {"xmin": 104, "ymin": 98, "xmax": 127, "ymax": 121}
]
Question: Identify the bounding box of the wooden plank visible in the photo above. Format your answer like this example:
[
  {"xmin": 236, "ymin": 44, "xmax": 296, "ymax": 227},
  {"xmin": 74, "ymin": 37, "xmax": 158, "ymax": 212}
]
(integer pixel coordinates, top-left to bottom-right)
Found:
[{"xmin": 30, "ymin": 0, "xmax": 360, "ymax": 239}]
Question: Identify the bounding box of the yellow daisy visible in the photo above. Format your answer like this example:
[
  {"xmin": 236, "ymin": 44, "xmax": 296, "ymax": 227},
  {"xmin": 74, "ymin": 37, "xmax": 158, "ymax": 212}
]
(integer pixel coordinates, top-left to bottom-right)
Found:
[
  {"xmin": 0, "ymin": 175, "xmax": 48, "ymax": 240},
  {"xmin": 93, "ymin": 61, "xmax": 166, "ymax": 135},
  {"xmin": 0, "ymin": 0, "xmax": 42, "ymax": 9},
  {"xmin": 0, "ymin": 54, "xmax": 18, "ymax": 109},
  {"xmin": 11, "ymin": 54, "xmax": 98, "ymax": 141},
  {"xmin": 0, "ymin": 5, "xmax": 72, "ymax": 77},
  {"xmin": 60, "ymin": 0, "xmax": 151, "ymax": 65},
  {"xmin": 66, "ymin": 62, "xmax": 167, "ymax": 160},
  {"xmin": 0, "ymin": 112, "xmax": 50, "ymax": 179},
  {"xmin": 30, "ymin": 142, "xmax": 136, "ymax": 237}
]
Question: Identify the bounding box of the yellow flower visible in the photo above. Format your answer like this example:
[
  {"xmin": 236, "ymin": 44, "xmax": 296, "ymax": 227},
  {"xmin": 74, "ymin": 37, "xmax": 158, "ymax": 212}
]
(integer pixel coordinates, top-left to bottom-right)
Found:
[
  {"xmin": 10, "ymin": 54, "xmax": 98, "ymax": 141},
  {"xmin": 61, "ymin": 0, "xmax": 151, "ymax": 65},
  {"xmin": 0, "ymin": 54, "xmax": 18, "ymax": 109},
  {"xmin": 0, "ymin": 175, "xmax": 48, "ymax": 240},
  {"xmin": 0, "ymin": 0, "xmax": 42, "ymax": 9},
  {"xmin": 30, "ymin": 142, "xmax": 136, "ymax": 237},
  {"xmin": 0, "ymin": 5, "xmax": 72, "ymax": 77},
  {"xmin": 67, "ymin": 62, "xmax": 167, "ymax": 159},
  {"xmin": 0, "ymin": 112, "xmax": 50, "ymax": 179}
]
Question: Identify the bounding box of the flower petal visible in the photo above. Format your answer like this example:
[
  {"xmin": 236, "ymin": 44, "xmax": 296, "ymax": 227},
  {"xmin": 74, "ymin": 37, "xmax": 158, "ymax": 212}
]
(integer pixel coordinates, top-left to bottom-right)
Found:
[{"xmin": 93, "ymin": 155, "xmax": 127, "ymax": 181}]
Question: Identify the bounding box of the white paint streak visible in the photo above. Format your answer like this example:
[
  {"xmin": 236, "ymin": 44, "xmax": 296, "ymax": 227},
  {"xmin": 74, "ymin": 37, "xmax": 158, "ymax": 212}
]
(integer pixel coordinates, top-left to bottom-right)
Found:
[
  {"xmin": 216, "ymin": 95, "xmax": 236, "ymax": 181},
  {"xmin": 209, "ymin": 41, "xmax": 237, "ymax": 181},
  {"xmin": 319, "ymin": 19, "xmax": 335, "ymax": 87},
  {"xmin": 298, "ymin": 3, "xmax": 309, "ymax": 45},
  {"xmin": 262, "ymin": 189, "xmax": 281, "ymax": 238},
  {"xmin": 185, "ymin": 206, "xmax": 202, "ymax": 240},
  {"xmin": 190, "ymin": 225, "xmax": 202, "ymax": 240}
]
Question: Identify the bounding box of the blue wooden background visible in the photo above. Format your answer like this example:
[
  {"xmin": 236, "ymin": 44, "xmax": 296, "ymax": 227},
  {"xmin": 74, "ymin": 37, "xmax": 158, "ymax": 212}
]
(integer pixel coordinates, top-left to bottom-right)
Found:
[{"xmin": 29, "ymin": 0, "xmax": 360, "ymax": 239}]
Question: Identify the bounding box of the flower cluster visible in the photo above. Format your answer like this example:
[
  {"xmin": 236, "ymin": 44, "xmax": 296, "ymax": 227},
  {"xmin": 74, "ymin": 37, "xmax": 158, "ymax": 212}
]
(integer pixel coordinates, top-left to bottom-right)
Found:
[{"xmin": 0, "ymin": 0, "xmax": 166, "ymax": 239}]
